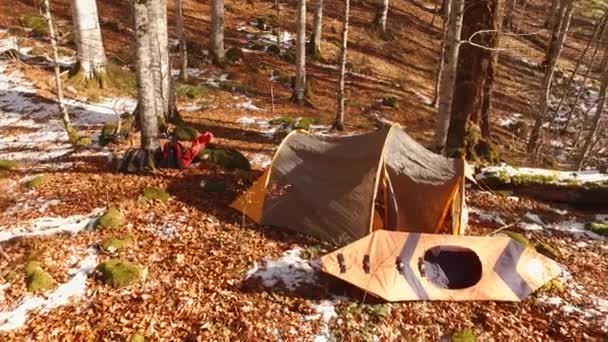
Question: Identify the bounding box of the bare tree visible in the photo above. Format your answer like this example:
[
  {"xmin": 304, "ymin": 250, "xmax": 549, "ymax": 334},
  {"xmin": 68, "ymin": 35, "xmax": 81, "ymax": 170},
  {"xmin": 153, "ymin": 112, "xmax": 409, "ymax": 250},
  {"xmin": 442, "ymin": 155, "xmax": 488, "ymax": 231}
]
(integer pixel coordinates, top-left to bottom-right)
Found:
[
  {"xmin": 309, "ymin": 0, "xmax": 323, "ymax": 57},
  {"xmin": 43, "ymin": 0, "xmax": 71, "ymax": 128},
  {"xmin": 176, "ymin": 0, "xmax": 188, "ymax": 81},
  {"xmin": 373, "ymin": 0, "xmax": 389, "ymax": 33},
  {"xmin": 122, "ymin": 0, "xmax": 161, "ymax": 172},
  {"xmin": 433, "ymin": 0, "xmax": 465, "ymax": 150},
  {"xmin": 446, "ymin": 0, "xmax": 500, "ymax": 153},
  {"xmin": 293, "ymin": 0, "xmax": 307, "ymax": 104},
  {"xmin": 70, "ymin": 0, "xmax": 107, "ymax": 84},
  {"xmin": 576, "ymin": 46, "xmax": 608, "ymax": 169},
  {"xmin": 333, "ymin": 0, "xmax": 350, "ymax": 130},
  {"xmin": 545, "ymin": 0, "xmax": 559, "ymax": 29},
  {"xmin": 210, "ymin": 0, "xmax": 225, "ymax": 65},
  {"xmin": 527, "ymin": 0, "xmax": 575, "ymax": 153},
  {"xmin": 431, "ymin": 0, "xmax": 451, "ymax": 108}
]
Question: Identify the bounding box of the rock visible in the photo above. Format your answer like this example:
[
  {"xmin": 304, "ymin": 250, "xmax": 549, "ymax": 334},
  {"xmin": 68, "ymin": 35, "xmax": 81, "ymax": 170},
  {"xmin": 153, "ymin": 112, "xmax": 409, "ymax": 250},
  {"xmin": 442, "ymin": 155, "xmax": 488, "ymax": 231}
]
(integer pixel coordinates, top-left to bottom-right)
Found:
[
  {"xmin": 101, "ymin": 235, "xmax": 135, "ymax": 252},
  {"xmin": 225, "ymin": 47, "xmax": 244, "ymax": 64},
  {"xmin": 198, "ymin": 144, "xmax": 251, "ymax": 170},
  {"xmin": 96, "ymin": 259, "xmax": 142, "ymax": 288},
  {"xmin": 26, "ymin": 175, "xmax": 47, "ymax": 190},
  {"xmin": 25, "ymin": 261, "xmax": 56, "ymax": 293},
  {"xmin": 18, "ymin": 15, "xmax": 48, "ymax": 37},
  {"xmin": 267, "ymin": 44, "xmax": 281, "ymax": 55},
  {"xmin": 142, "ymin": 187, "xmax": 171, "ymax": 202},
  {"xmin": 294, "ymin": 117, "xmax": 319, "ymax": 131},
  {"xmin": 96, "ymin": 207, "xmax": 125, "ymax": 229},
  {"xmin": 173, "ymin": 124, "xmax": 199, "ymax": 141}
]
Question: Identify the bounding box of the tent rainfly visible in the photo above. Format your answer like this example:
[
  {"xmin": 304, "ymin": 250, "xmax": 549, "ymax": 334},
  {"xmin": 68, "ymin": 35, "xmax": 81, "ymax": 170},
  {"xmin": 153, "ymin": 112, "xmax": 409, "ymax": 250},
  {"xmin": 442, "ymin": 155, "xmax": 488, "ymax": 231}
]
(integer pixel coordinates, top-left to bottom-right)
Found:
[
  {"xmin": 321, "ymin": 230, "xmax": 563, "ymax": 302},
  {"xmin": 231, "ymin": 125, "xmax": 470, "ymax": 243}
]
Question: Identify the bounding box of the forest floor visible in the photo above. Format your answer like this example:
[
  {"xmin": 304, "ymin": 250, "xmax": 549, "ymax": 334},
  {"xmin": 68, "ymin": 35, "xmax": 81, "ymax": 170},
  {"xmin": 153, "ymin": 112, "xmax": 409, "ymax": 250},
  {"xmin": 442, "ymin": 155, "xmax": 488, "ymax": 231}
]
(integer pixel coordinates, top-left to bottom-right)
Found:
[{"xmin": 0, "ymin": 0, "xmax": 607, "ymax": 340}]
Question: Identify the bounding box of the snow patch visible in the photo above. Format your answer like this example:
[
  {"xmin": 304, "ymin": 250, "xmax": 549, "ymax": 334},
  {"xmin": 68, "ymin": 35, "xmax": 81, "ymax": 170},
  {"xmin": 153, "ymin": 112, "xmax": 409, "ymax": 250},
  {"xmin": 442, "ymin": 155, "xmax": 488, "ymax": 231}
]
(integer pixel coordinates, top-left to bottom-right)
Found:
[
  {"xmin": 306, "ymin": 300, "xmax": 338, "ymax": 342},
  {"xmin": 0, "ymin": 209, "xmax": 103, "ymax": 242},
  {"xmin": 477, "ymin": 164, "xmax": 608, "ymax": 185},
  {"xmin": 245, "ymin": 248, "xmax": 319, "ymax": 291},
  {"xmin": 236, "ymin": 100, "xmax": 264, "ymax": 111},
  {"xmin": 0, "ymin": 248, "xmax": 97, "ymax": 331}
]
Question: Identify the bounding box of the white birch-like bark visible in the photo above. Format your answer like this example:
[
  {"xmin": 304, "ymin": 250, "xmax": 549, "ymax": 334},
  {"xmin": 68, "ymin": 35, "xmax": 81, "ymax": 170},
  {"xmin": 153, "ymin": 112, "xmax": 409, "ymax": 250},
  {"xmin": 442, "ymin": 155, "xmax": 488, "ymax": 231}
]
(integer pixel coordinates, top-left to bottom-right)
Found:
[
  {"xmin": 333, "ymin": 0, "xmax": 350, "ymax": 130},
  {"xmin": 43, "ymin": 0, "xmax": 71, "ymax": 127},
  {"xmin": 176, "ymin": 0, "xmax": 188, "ymax": 81},
  {"xmin": 433, "ymin": 0, "xmax": 464, "ymax": 150},
  {"xmin": 71, "ymin": 0, "xmax": 107, "ymax": 80},
  {"xmin": 528, "ymin": 0, "xmax": 574, "ymax": 152},
  {"xmin": 311, "ymin": 0, "xmax": 323, "ymax": 56},
  {"xmin": 210, "ymin": 0, "xmax": 225, "ymax": 64},
  {"xmin": 293, "ymin": 0, "xmax": 306, "ymax": 104},
  {"xmin": 374, "ymin": 0, "xmax": 389, "ymax": 32},
  {"xmin": 133, "ymin": 0, "xmax": 160, "ymax": 151},
  {"xmin": 147, "ymin": 0, "xmax": 171, "ymax": 124}
]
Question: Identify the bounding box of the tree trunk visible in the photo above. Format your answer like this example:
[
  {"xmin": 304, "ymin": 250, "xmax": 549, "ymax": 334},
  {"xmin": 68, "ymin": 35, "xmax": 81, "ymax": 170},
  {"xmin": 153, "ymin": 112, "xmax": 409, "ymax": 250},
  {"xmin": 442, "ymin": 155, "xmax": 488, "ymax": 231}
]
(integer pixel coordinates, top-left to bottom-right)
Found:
[
  {"xmin": 147, "ymin": 0, "xmax": 172, "ymax": 126},
  {"xmin": 445, "ymin": 0, "xmax": 498, "ymax": 153},
  {"xmin": 431, "ymin": 0, "xmax": 452, "ymax": 108},
  {"xmin": 176, "ymin": 0, "xmax": 188, "ymax": 81},
  {"xmin": 576, "ymin": 50, "xmax": 608, "ymax": 170},
  {"xmin": 527, "ymin": 0, "xmax": 574, "ymax": 153},
  {"xmin": 433, "ymin": 0, "xmax": 464, "ymax": 150},
  {"xmin": 333, "ymin": 0, "xmax": 350, "ymax": 131},
  {"xmin": 309, "ymin": 0, "xmax": 323, "ymax": 57},
  {"xmin": 70, "ymin": 0, "xmax": 107, "ymax": 84},
  {"xmin": 293, "ymin": 0, "xmax": 307, "ymax": 104},
  {"xmin": 503, "ymin": 0, "xmax": 515, "ymax": 30},
  {"xmin": 210, "ymin": 0, "xmax": 225, "ymax": 65},
  {"xmin": 133, "ymin": 0, "xmax": 160, "ymax": 153},
  {"xmin": 479, "ymin": 0, "xmax": 503, "ymax": 139},
  {"xmin": 43, "ymin": 0, "xmax": 71, "ymax": 128},
  {"xmin": 373, "ymin": 0, "xmax": 389, "ymax": 33},
  {"xmin": 544, "ymin": 0, "xmax": 559, "ymax": 29}
]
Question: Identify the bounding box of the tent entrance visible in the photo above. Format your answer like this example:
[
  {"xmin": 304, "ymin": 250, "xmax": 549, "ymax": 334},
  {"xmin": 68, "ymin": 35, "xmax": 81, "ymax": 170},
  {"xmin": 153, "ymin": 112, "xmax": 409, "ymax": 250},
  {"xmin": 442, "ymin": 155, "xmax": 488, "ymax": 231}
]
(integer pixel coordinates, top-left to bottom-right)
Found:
[{"xmin": 420, "ymin": 246, "xmax": 482, "ymax": 289}]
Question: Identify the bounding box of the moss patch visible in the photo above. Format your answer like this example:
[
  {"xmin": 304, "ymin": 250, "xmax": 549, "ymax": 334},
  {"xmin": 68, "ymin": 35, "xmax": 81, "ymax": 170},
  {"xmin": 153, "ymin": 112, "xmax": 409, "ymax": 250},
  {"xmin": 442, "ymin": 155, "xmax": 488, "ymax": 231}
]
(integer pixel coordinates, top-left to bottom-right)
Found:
[
  {"xmin": 534, "ymin": 240, "xmax": 561, "ymax": 260},
  {"xmin": 176, "ymin": 84, "xmax": 209, "ymax": 99},
  {"xmin": 452, "ymin": 328, "xmax": 476, "ymax": 342},
  {"xmin": 269, "ymin": 116, "xmax": 319, "ymax": 131},
  {"xmin": 96, "ymin": 259, "xmax": 142, "ymax": 288},
  {"xmin": 504, "ymin": 231, "xmax": 532, "ymax": 247},
  {"xmin": 18, "ymin": 15, "xmax": 48, "ymax": 37},
  {"xmin": 67, "ymin": 126, "xmax": 92, "ymax": 148},
  {"xmin": 142, "ymin": 187, "xmax": 171, "ymax": 202},
  {"xmin": 129, "ymin": 333, "xmax": 145, "ymax": 342},
  {"xmin": 0, "ymin": 159, "xmax": 19, "ymax": 171},
  {"xmin": 67, "ymin": 61, "xmax": 136, "ymax": 97},
  {"xmin": 25, "ymin": 261, "xmax": 56, "ymax": 293},
  {"xmin": 539, "ymin": 278, "xmax": 565, "ymax": 294},
  {"xmin": 198, "ymin": 144, "xmax": 250, "ymax": 170},
  {"xmin": 26, "ymin": 175, "xmax": 47, "ymax": 190},
  {"xmin": 585, "ymin": 222, "xmax": 608, "ymax": 236},
  {"xmin": 173, "ymin": 124, "xmax": 200, "ymax": 141},
  {"xmin": 96, "ymin": 207, "xmax": 125, "ymax": 229},
  {"xmin": 224, "ymin": 47, "xmax": 244, "ymax": 64},
  {"xmin": 101, "ymin": 235, "xmax": 135, "ymax": 252}
]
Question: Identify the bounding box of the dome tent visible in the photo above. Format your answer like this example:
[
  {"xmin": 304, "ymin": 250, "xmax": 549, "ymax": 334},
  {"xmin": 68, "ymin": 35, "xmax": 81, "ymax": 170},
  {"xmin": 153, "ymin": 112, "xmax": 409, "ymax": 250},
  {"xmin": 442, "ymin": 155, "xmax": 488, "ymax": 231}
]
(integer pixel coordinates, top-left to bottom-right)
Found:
[{"xmin": 231, "ymin": 124, "xmax": 470, "ymax": 244}]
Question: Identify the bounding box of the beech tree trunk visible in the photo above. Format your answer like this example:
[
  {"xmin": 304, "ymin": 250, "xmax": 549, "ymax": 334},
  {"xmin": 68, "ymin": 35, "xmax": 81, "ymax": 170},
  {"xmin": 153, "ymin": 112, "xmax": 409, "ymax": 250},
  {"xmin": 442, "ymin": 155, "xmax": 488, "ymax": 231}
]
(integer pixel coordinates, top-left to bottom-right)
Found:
[
  {"xmin": 478, "ymin": 0, "xmax": 502, "ymax": 139},
  {"xmin": 545, "ymin": 0, "xmax": 559, "ymax": 29},
  {"xmin": 374, "ymin": 0, "xmax": 389, "ymax": 33},
  {"xmin": 43, "ymin": 0, "xmax": 71, "ymax": 128},
  {"xmin": 293, "ymin": 0, "xmax": 307, "ymax": 104},
  {"xmin": 503, "ymin": 0, "xmax": 515, "ymax": 30},
  {"xmin": 309, "ymin": 0, "xmax": 323, "ymax": 57},
  {"xmin": 210, "ymin": 0, "xmax": 225, "ymax": 65},
  {"xmin": 71, "ymin": 0, "xmax": 107, "ymax": 83},
  {"xmin": 527, "ymin": 0, "xmax": 574, "ymax": 153},
  {"xmin": 333, "ymin": 0, "xmax": 350, "ymax": 131},
  {"xmin": 133, "ymin": 0, "xmax": 160, "ymax": 153},
  {"xmin": 147, "ymin": 0, "xmax": 171, "ymax": 127},
  {"xmin": 445, "ymin": 0, "xmax": 498, "ymax": 153},
  {"xmin": 176, "ymin": 0, "xmax": 188, "ymax": 81},
  {"xmin": 434, "ymin": 0, "xmax": 465, "ymax": 150}
]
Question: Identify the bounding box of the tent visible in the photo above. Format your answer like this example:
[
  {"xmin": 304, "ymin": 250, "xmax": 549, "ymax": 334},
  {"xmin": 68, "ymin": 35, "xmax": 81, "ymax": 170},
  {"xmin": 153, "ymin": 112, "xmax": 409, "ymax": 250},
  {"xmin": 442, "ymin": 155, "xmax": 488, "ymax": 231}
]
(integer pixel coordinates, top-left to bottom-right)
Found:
[
  {"xmin": 321, "ymin": 230, "xmax": 562, "ymax": 301},
  {"xmin": 231, "ymin": 124, "xmax": 470, "ymax": 243}
]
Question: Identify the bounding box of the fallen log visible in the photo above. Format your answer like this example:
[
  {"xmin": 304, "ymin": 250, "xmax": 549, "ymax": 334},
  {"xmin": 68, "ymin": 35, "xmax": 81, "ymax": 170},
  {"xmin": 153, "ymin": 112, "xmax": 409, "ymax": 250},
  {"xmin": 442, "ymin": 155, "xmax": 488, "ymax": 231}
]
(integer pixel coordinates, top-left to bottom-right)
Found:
[{"xmin": 475, "ymin": 165, "xmax": 608, "ymax": 206}]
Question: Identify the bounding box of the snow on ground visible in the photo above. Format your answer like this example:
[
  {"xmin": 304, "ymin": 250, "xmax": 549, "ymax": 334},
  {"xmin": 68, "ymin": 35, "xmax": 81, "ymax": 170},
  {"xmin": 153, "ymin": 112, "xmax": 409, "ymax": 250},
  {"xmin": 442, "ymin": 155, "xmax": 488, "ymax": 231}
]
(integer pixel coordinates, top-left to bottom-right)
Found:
[
  {"xmin": 3, "ymin": 198, "xmax": 61, "ymax": 215},
  {"xmin": 236, "ymin": 21, "xmax": 294, "ymax": 50},
  {"xmin": 468, "ymin": 207, "xmax": 507, "ymax": 226},
  {"xmin": 0, "ymin": 208, "xmax": 103, "ymax": 243},
  {"xmin": 245, "ymin": 248, "xmax": 319, "ymax": 291},
  {"xmin": 237, "ymin": 116, "xmax": 279, "ymax": 139},
  {"xmin": 244, "ymin": 152, "xmax": 273, "ymax": 169},
  {"xmin": 497, "ymin": 114, "xmax": 524, "ymax": 128},
  {"xmin": 0, "ymin": 248, "xmax": 97, "ymax": 331},
  {"xmin": 306, "ymin": 300, "xmax": 339, "ymax": 342},
  {"xmin": 236, "ymin": 100, "xmax": 264, "ymax": 111},
  {"xmin": 477, "ymin": 164, "xmax": 608, "ymax": 185}
]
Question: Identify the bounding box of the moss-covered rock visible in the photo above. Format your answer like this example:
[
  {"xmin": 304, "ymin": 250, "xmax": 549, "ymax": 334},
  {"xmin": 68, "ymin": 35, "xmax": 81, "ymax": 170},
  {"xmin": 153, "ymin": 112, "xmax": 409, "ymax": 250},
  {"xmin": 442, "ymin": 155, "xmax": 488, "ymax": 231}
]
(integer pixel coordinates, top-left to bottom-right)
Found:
[
  {"xmin": 129, "ymin": 333, "xmax": 145, "ymax": 342},
  {"xmin": 267, "ymin": 44, "xmax": 281, "ymax": 55},
  {"xmin": 585, "ymin": 222, "xmax": 608, "ymax": 236},
  {"xmin": 381, "ymin": 96, "xmax": 399, "ymax": 108},
  {"xmin": 101, "ymin": 235, "xmax": 135, "ymax": 252},
  {"xmin": 504, "ymin": 231, "xmax": 532, "ymax": 247},
  {"xmin": 96, "ymin": 207, "xmax": 125, "ymax": 229},
  {"xmin": 538, "ymin": 278, "xmax": 564, "ymax": 294},
  {"xmin": 269, "ymin": 116, "xmax": 296, "ymax": 126},
  {"xmin": 18, "ymin": 15, "xmax": 48, "ymax": 37},
  {"xmin": 198, "ymin": 144, "xmax": 251, "ymax": 170},
  {"xmin": 173, "ymin": 124, "xmax": 199, "ymax": 141},
  {"xmin": 534, "ymin": 240, "xmax": 561, "ymax": 260},
  {"xmin": 142, "ymin": 187, "xmax": 171, "ymax": 202},
  {"xmin": 452, "ymin": 328, "xmax": 476, "ymax": 342},
  {"xmin": 294, "ymin": 117, "xmax": 319, "ymax": 131},
  {"xmin": 26, "ymin": 175, "xmax": 47, "ymax": 190},
  {"xmin": 0, "ymin": 159, "xmax": 19, "ymax": 171},
  {"xmin": 224, "ymin": 47, "xmax": 244, "ymax": 64},
  {"xmin": 269, "ymin": 117, "xmax": 319, "ymax": 131},
  {"xmin": 25, "ymin": 261, "xmax": 56, "ymax": 293},
  {"xmin": 67, "ymin": 126, "xmax": 92, "ymax": 148},
  {"xmin": 474, "ymin": 140, "xmax": 500, "ymax": 164},
  {"xmin": 96, "ymin": 259, "xmax": 142, "ymax": 288}
]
